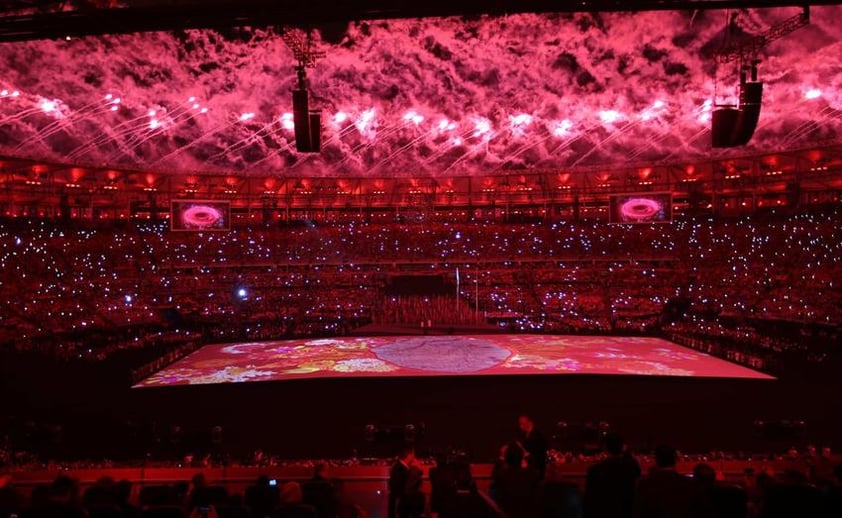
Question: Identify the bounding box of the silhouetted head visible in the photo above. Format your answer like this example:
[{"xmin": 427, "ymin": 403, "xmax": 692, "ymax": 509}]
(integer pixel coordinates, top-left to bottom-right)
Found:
[
  {"xmin": 116, "ymin": 480, "xmax": 132, "ymax": 504},
  {"xmin": 654, "ymin": 445, "xmax": 677, "ymax": 469},
  {"xmin": 50, "ymin": 476, "xmax": 79, "ymax": 504},
  {"xmin": 313, "ymin": 463, "xmax": 329, "ymax": 480},
  {"xmin": 398, "ymin": 446, "xmax": 416, "ymax": 464},
  {"xmin": 693, "ymin": 463, "xmax": 716, "ymax": 485},
  {"xmin": 604, "ymin": 433, "xmax": 625, "ymax": 456},
  {"xmin": 191, "ymin": 473, "xmax": 206, "ymax": 488},
  {"xmin": 518, "ymin": 415, "xmax": 534, "ymax": 434},
  {"xmin": 280, "ymin": 482, "xmax": 302, "ymax": 504}
]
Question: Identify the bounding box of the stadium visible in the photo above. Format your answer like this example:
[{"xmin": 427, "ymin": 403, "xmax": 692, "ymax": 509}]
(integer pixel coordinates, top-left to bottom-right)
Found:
[{"xmin": 1, "ymin": 1, "xmax": 841, "ymax": 517}]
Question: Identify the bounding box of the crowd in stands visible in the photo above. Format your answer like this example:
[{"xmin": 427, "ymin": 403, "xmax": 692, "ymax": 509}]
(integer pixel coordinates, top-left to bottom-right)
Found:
[
  {"xmin": 1, "ymin": 435, "xmax": 841, "ymax": 518},
  {"xmin": 0, "ymin": 468, "xmax": 369, "ymax": 518},
  {"xmin": 1, "ymin": 209, "xmax": 840, "ymax": 374}
]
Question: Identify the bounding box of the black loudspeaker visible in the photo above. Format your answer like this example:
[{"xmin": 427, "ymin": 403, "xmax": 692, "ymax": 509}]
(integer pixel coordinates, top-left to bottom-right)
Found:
[
  {"xmin": 711, "ymin": 81, "xmax": 763, "ymax": 148},
  {"xmin": 293, "ymin": 89, "xmax": 313, "ymax": 152},
  {"xmin": 712, "ymin": 107, "xmax": 740, "ymax": 148},
  {"xmin": 308, "ymin": 110, "xmax": 321, "ymax": 151},
  {"xmin": 733, "ymin": 82, "xmax": 763, "ymax": 146}
]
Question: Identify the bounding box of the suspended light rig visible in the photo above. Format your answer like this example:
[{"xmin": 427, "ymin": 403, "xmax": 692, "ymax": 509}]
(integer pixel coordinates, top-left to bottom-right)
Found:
[
  {"xmin": 282, "ymin": 28, "xmax": 325, "ymax": 153},
  {"xmin": 711, "ymin": 6, "xmax": 810, "ymax": 148}
]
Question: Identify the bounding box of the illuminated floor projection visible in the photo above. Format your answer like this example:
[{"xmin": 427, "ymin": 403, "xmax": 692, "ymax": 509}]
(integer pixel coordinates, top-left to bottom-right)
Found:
[{"xmin": 135, "ymin": 335, "xmax": 772, "ymax": 387}]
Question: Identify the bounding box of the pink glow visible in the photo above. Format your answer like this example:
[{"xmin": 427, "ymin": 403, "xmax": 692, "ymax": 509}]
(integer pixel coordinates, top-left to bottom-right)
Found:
[
  {"xmin": 550, "ymin": 119, "xmax": 573, "ymax": 137},
  {"xmin": 438, "ymin": 118, "xmax": 457, "ymax": 131},
  {"xmin": 599, "ymin": 110, "xmax": 622, "ymax": 124},
  {"xmin": 355, "ymin": 108, "xmax": 377, "ymax": 138},
  {"xmin": 39, "ymin": 99, "xmax": 57, "ymax": 113},
  {"xmin": 473, "ymin": 117, "xmax": 492, "ymax": 138},
  {"xmin": 149, "ymin": 119, "xmax": 159, "ymax": 130},
  {"xmin": 805, "ymin": 88, "xmax": 822, "ymax": 100},
  {"xmin": 403, "ymin": 110, "xmax": 424, "ymax": 125},
  {"xmin": 509, "ymin": 113, "xmax": 533, "ymax": 136},
  {"xmin": 239, "ymin": 112, "xmax": 255, "ymax": 122},
  {"xmin": 280, "ymin": 112, "xmax": 295, "ymax": 130}
]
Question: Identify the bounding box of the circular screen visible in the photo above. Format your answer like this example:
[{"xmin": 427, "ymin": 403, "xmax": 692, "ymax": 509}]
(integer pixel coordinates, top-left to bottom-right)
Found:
[
  {"xmin": 619, "ymin": 197, "xmax": 663, "ymax": 222},
  {"xmin": 182, "ymin": 204, "xmax": 224, "ymax": 229}
]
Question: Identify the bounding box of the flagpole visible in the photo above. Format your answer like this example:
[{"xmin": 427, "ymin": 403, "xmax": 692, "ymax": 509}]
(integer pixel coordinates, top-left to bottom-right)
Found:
[{"xmin": 455, "ymin": 267, "xmax": 460, "ymax": 319}]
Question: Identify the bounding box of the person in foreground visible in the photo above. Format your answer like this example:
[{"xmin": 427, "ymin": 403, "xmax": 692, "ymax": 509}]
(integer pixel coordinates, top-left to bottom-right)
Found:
[
  {"xmin": 388, "ymin": 447, "xmax": 425, "ymax": 518},
  {"xmin": 584, "ymin": 432, "xmax": 641, "ymax": 518},
  {"xmin": 633, "ymin": 445, "xmax": 712, "ymax": 518}
]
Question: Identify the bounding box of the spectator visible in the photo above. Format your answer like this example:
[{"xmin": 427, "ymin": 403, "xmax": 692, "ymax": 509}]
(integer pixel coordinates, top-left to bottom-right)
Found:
[
  {"xmin": 633, "ymin": 445, "xmax": 711, "ymax": 518},
  {"xmin": 584, "ymin": 433, "xmax": 641, "ymax": 518},
  {"xmin": 692, "ymin": 463, "xmax": 747, "ymax": 518},
  {"xmin": 760, "ymin": 469, "xmax": 823, "ymax": 518},
  {"xmin": 277, "ymin": 482, "xmax": 317, "ymax": 518},
  {"xmin": 437, "ymin": 461, "xmax": 499, "ymax": 518},
  {"xmin": 40, "ymin": 476, "xmax": 86, "ymax": 518},
  {"xmin": 517, "ymin": 415, "xmax": 548, "ymax": 478},
  {"xmin": 492, "ymin": 442, "xmax": 540, "ymax": 518},
  {"xmin": 302, "ymin": 464, "xmax": 338, "ymax": 518},
  {"xmin": 245, "ymin": 476, "xmax": 279, "ymax": 518},
  {"xmin": 388, "ymin": 447, "xmax": 415, "ymax": 518}
]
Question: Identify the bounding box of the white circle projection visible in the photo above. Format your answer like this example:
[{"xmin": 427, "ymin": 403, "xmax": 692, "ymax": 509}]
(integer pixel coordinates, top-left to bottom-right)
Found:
[
  {"xmin": 181, "ymin": 204, "xmax": 224, "ymax": 229},
  {"xmin": 619, "ymin": 198, "xmax": 663, "ymax": 222},
  {"xmin": 373, "ymin": 336, "xmax": 511, "ymax": 372}
]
